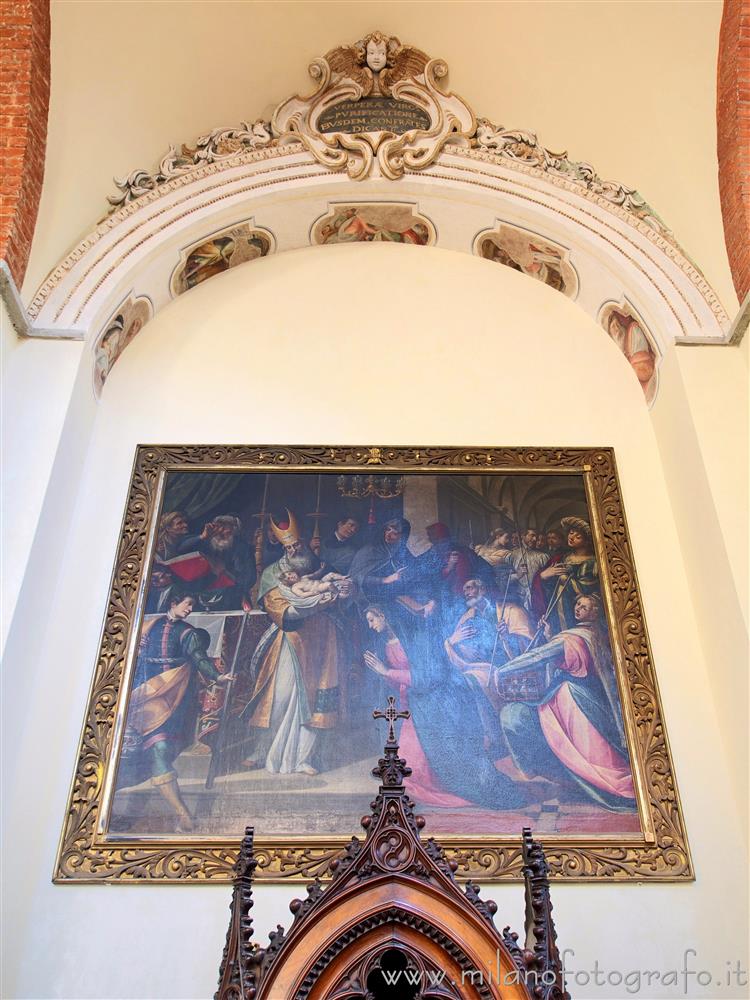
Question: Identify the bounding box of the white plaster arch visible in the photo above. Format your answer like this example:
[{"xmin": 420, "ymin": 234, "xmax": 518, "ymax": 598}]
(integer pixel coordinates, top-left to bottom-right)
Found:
[{"xmin": 25, "ymin": 83, "xmax": 731, "ymax": 411}]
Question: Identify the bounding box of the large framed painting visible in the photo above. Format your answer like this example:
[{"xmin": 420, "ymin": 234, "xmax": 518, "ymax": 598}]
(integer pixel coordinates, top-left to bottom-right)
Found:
[{"xmin": 55, "ymin": 446, "xmax": 691, "ymax": 882}]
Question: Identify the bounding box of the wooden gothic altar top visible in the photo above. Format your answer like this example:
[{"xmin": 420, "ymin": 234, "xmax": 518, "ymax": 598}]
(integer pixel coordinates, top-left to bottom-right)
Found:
[{"xmin": 216, "ymin": 697, "xmax": 570, "ymax": 999}]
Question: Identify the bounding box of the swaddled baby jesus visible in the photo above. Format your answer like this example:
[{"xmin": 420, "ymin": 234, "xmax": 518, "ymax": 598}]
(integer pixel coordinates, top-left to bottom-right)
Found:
[{"xmin": 277, "ymin": 569, "xmax": 350, "ymax": 608}]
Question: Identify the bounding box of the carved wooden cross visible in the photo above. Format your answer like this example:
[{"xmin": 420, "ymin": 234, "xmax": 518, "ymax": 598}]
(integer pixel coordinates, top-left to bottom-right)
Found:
[{"xmin": 373, "ymin": 695, "xmax": 410, "ymax": 743}]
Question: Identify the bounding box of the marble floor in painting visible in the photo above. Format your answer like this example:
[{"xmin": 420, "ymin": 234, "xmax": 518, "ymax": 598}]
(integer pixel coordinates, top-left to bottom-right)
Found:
[{"xmin": 109, "ymin": 745, "xmax": 642, "ymax": 839}]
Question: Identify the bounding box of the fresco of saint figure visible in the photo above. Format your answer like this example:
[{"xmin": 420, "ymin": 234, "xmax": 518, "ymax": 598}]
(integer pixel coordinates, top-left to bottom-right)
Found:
[
  {"xmin": 92, "ymin": 297, "xmax": 151, "ymax": 395},
  {"xmin": 602, "ymin": 304, "xmax": 659, "ymax": 405},
  {"xmin": 476, "ymin": 224, "xmax": 578, "ymax": 299},
  {"xmin": 314, "ymin": 204, "xmax": 434, "ymax": 246},
  {"xmin": 172, "ymin": 225, "xmax": 272, "ymax": 296}
]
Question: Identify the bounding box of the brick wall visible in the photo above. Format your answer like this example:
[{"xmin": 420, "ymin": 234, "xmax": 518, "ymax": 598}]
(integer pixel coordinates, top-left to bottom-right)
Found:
[
  {"xmin": 718, "ymin": 0, "xmax": 750, "ymax": 303},
  {"xmin": 0, "ymin": 0, "xmax": 50, "ymax": 289}
]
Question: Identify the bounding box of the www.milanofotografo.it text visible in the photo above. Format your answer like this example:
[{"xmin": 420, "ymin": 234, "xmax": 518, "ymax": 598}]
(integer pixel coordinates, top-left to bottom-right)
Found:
[{"xmin": 373, "ymin": 949, "xmax": 748, "ymax": 995}]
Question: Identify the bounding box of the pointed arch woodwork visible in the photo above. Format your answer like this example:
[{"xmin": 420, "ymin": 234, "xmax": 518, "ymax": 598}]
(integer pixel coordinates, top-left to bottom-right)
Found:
[{"xmin": 216, "ymin": 705, "xmax": 569, "ymax": 1000}]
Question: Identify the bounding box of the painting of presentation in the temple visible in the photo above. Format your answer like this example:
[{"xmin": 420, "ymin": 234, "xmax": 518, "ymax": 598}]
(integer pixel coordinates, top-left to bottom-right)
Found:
[{"xmin": 57, "ymin": 446, "xmax": 690, "ymax": 883}]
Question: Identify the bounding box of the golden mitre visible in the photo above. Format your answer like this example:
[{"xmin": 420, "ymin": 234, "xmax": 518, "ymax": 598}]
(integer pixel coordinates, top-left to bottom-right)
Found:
[{"xmin": 269, "ymin": 508, "xmax": 301, "ymax": 546}]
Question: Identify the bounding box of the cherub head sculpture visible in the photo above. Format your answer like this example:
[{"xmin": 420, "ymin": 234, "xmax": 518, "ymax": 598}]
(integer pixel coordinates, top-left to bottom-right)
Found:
[
  {"xmin": 352, "ymin": 32, "xmax": 396, "ymax": 75},
  {"xmin": 326, "ymin": 33, "xmax": 429, "ymax": 97}
]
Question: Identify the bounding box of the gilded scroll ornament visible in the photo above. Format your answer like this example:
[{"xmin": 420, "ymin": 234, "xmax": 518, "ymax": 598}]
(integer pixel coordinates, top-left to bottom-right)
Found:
[
  {"xmin": 272, "ymin": 32, "xmax": 475, "ymax": 180},
  {"xmin": 473, "ymin": 119, "xmax": 675, "ymax": 243},
  {"xmin": 107, "ymin": 121, "xmax": 274, "ymax": 211}
]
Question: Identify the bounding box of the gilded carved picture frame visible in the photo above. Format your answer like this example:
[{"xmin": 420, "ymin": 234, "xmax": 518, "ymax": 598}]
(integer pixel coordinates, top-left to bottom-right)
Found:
[{"xmin": 55, "ymin": 445, "xmax": 691, "ymax": 883}]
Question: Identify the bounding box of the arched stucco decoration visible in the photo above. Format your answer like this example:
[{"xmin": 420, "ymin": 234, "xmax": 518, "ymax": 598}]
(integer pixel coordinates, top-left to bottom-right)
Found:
[{"xmin": 25, "ymin": 31, "xmax": 731, "ymax": 405}]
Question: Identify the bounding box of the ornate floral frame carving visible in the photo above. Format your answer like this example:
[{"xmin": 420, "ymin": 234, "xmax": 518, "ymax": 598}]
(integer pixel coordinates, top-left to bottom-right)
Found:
[{"xmin": 54, "ymin": 445, "xmax": 692, "ymax": 884}]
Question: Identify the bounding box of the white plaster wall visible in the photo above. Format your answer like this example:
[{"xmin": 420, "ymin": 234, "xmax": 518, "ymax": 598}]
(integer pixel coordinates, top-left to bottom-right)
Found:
[
  {"xmin": 647, "ymin": 343, "xmax": 749, "ymax": 812},
  {"xmin": 0, "ymin": 302, "xmax": 84, "ymax": 652},
  {"xmin": 2, "ymin": 246, "xmax": 747, "ymax": 999},
  {"xmin": 674, "ymin": 338, "xmax": 748, "ymax": 627}
]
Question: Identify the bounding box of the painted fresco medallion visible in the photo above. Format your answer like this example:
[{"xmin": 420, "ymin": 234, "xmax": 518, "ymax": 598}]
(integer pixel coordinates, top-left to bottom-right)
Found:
[
  {"xmin": 170, "ymin": 223, "xmax": 273, "ymax": 297},
  {"xmin": 312, "ymin": 203, "xmax": 435, "ymax": 246},
  {"xmin": 599, "ymin": 301, "xmax": 660, "ymax": 406},
  {"xmin": 475, "ymin": 223, "xmax": 579, "ymax": 299},
  {"xmin": 92, "ymin": 295, "xmax": 153, "ymax": 397}
]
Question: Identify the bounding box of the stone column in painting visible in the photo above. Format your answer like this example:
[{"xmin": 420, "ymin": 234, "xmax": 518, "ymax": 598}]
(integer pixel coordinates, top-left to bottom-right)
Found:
[{"xmin": 402, "ymin": 475, "xmax": 439, "ymax": 554}]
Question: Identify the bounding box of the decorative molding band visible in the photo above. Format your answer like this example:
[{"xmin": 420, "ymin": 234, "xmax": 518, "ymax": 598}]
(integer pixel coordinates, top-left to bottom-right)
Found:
[
  {"xmin": 27, "ymin": 149, "xmax": 726, "ymax": 333},
  {"xmin": 472, "ymin": 120, "xmax": 675, "ymax": 245},
  {"xmin": 438, "ymin": 150, "xmax": 727, "ymax": 329},
  {"xmin": 676, "ymin": 291, "xmax": 749, "ymax": 347},
  {"xmin": 1, "ymin": 262, "xmax": 82, "ymax": 340},
  {"xmin": 26, "ymin": 148, "xmax": 311, "ymax": 322}
]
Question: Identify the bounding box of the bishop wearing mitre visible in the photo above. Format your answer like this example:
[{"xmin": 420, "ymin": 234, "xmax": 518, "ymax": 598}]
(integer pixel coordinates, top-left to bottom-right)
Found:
[{"xmin": 239, "ymin": 510, "xmax": 348, "ymax": 776}]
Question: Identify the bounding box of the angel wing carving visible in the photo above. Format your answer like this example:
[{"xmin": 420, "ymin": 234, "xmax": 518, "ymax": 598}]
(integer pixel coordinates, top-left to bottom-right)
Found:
[
  {"xmin": 380, "ymin": 43, "xmax": 430, "ymax": 95},
  {"xmin": 273, "ymin": 33, "xmax": 474, "ymax": 180},
  {"xmin": 325, "ymin": 44, "xmax": 374, "ymax": 97}
]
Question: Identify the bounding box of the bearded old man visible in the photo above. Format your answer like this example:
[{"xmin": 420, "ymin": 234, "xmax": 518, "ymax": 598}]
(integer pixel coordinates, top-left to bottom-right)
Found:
[
  {"xmin": 444, "ymin": 577, "xmax": 533, "ymax": 684},
  {"xmin": 240, "ymin": 510, "xmax": 349, "ymax": 775},
  {"xmin": 444, "ymin": 576, "xmax": 533, "ymax": 756},
  {"xmin": 170, "ymin": 513, "xmax": 256, "ymax": 611}
]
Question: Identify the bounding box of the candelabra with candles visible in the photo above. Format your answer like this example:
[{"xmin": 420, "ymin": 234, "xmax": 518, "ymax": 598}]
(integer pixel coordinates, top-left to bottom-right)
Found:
[{"xmin": 337, "ymin": 473, "xmax": 405, "ymax": 524}]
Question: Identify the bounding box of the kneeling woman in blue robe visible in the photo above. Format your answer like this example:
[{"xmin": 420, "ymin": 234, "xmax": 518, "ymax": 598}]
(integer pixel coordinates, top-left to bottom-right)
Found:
[{"xmin": 362, "ymin": 605, "xmax": 531, "ymax": 812}]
